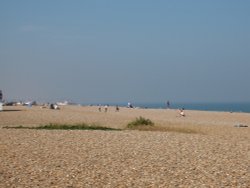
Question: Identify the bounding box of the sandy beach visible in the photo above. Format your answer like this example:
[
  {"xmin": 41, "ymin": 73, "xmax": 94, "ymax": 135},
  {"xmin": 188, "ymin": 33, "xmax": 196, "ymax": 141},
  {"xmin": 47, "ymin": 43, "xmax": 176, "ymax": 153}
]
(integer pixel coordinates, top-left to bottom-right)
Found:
[{"xmin": 0, "ymin": 105, "xmax": 249, "ymax": 187}]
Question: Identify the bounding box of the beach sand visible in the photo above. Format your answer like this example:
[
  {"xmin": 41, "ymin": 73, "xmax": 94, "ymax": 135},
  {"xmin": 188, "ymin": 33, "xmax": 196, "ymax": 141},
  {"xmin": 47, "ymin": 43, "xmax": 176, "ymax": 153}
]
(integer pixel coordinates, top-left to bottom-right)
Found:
[{"xmin": 0, "ymin": 105, "xmax": 249, "ymax": 187}]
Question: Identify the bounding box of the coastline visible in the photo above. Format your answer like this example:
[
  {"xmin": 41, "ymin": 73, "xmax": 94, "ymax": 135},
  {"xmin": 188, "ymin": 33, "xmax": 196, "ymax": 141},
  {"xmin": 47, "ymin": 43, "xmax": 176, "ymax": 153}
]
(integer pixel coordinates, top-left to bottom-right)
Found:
[
  {"xmin": 79, "ymin": 102, "xmax": 250, "ymax": 113},
  {"xmin": 1, "ymin": 105, "xmax": 249, "ymax": 128}
]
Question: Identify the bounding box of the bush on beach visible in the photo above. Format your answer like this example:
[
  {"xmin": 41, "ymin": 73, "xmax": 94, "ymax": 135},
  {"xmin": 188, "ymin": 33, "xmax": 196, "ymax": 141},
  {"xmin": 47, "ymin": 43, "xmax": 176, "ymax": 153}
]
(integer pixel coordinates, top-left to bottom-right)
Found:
[
  {"xmin": 127, "ymin": 116, "xmax": 154, "ymax": 128},
  {"xmin": 126, "ymin": 117, "xmax": 202, "ymax": 134}
]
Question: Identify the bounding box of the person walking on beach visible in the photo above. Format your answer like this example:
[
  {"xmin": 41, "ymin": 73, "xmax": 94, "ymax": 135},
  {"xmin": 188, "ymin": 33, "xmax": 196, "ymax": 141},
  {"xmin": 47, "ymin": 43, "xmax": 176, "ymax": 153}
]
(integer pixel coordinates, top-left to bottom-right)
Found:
[
  {"xmin": 166, "ymin": 101, "xmax": 170, "ymax": 109},
  {"xmin": 98, "ymin": 104, "xmax": 101, "ymax": 112},
  {"xmin": 0, "ymin": 90, "xmax": 3, "ymax": 111},
  {"xmin": 116, "ymin": 105, "xmax": 119, "ymax": 112},
  {"xmin": 104, "ymin": 105, "xmax": 108, "ymax": 113}
]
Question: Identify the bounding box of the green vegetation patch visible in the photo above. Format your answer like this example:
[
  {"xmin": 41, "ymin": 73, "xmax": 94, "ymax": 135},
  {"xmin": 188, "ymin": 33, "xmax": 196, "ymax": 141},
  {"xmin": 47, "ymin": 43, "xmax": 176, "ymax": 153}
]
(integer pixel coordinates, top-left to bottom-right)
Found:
[
  {"xmin": 3, "ymin": 122, "xmax": 202, "ymax": 134},
  {"xmin": 3, "ymin": 125, "xmax": 26, "ymax": 129},
  {"xmin": 3, "ymin": 123, "xmax": 121, "ymax": 131},
  {"xmin": 127, "ymin": 116, "xmax": 154, "ymax": 128},
  {"xmin": 126, "ymin": 117, "xmax": 202, "ymax": 134}
]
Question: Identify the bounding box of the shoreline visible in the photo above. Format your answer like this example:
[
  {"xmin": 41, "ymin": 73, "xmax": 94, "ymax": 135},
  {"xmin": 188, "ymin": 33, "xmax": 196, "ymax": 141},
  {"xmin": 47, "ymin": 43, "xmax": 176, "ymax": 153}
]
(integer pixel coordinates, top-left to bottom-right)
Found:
[
  {"xmin": 79, "ymin": 102, "xmax": 250, "ymax": 113},
  {"xmin": 1, "ymin": 105, "xmax": 250, "ymax": 129}
]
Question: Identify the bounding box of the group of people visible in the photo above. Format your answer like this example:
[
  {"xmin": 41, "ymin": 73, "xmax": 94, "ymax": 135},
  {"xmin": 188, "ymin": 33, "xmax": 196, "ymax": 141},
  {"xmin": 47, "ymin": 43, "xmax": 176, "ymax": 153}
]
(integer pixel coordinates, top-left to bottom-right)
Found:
[
  {"xmin": 166, "ymin": 101, "xmax": 185, "ymax": 117},
  {"xmin": 98, "ymin": 105, "xmax": 119, "ymax": 112},
  {"xmin": 98, "ymin": 102, "xmax": 135, "ymax": 112},
  {"xmin": 97, "ymin": 102, "xmax": 185, "ymax": 117}
]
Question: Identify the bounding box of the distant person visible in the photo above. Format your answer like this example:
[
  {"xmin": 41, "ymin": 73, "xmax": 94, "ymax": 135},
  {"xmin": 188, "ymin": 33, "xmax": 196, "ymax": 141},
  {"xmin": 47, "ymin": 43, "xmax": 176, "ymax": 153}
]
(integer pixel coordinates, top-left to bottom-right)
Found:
[
  {"xmin": 179, "ymin": 108, "xmax": 185, "ymax": 117},
  {"xmin": 54, "ymin": 104, "xmax": 59, "ymax": 110},
  {"xmin": 0, "ymin": 90, "xmax": 2, "ymax": 111},
  {"xmin": 98, "ymin": 104, "xmax": 101, "ymax": 112},
  {"xmin": 104, "ymin": 105, "xmax": 108, "ymax": 112},
  {"xmin": 50, "ymin": 103, "xmax": 54, "ymax": 109},
  {"xmin": 127, "ymin": 102, "xmax": 131, "ymax": 108},
  {"xmin": 0, "ymin": 90, "xmax": 2, "ymax": 102},
  {"xmin": 166, "ymin": 101, "xmax": 170, "ymax": 109},
  {"xmin": 50, "ymin": 103, "xmax": 59, "ymax": 110},
  {"xmin": 116, "ymin": 105, "xmax": 119, "ymax": 112},
  {"xmin": 128, "ymin": 102, "xmax": 133, "ymax": 108}
]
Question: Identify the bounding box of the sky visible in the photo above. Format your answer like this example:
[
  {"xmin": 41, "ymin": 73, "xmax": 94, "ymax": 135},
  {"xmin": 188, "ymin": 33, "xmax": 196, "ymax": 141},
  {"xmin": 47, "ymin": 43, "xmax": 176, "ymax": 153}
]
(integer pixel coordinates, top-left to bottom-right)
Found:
[{"xmin": 0, "ymin": 0, "xmax": 250, "ymax": 104}]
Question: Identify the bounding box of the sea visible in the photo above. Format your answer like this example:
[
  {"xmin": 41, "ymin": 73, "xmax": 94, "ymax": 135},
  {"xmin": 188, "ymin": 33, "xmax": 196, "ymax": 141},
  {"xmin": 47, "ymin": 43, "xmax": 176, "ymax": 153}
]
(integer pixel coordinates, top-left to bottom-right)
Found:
[
  {"xmin": 91, "ymin": 102, "xmax": 250, "ymax": 113},
  {"xmin": 133, "ymin": 102, "xmax": 250, "ymax": 113}
]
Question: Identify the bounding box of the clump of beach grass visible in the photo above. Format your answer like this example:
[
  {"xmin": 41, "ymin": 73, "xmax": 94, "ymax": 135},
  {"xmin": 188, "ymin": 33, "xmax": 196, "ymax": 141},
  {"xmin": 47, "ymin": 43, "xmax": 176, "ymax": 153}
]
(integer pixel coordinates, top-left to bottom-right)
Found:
[
  {"xmin": 3, "ymin": 123, "xmax": 121, "ymax": 131},
  {"xmin": 127, "ymin": 116, "xmax": 154, "ymax": 128},
  {"xmin": 126, "ymin": 117, "xmax": 202, "ymax": 134}
]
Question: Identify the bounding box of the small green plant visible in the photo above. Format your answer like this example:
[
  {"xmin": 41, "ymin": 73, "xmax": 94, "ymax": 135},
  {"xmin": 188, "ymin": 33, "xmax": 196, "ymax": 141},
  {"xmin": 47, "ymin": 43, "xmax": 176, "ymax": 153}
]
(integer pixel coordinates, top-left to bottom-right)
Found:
[{"xmin": 127, "ymin": 116, "xmax": 154, "ymax": 128}]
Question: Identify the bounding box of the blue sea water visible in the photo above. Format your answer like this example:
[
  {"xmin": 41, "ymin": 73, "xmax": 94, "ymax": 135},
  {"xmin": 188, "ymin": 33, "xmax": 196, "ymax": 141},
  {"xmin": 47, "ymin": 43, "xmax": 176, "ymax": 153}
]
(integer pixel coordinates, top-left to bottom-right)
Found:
[
  {"xmin": 133, "ymin": 102, "xmax": 250, "ymax": 113},
  {"xmin": 86, "ymin": 102, "xmax": 250, "ymax": 113}
]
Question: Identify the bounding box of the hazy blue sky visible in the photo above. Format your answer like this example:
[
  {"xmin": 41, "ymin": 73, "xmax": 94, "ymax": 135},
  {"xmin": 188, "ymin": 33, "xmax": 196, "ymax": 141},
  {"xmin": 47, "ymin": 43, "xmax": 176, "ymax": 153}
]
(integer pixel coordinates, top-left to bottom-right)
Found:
[{"xmin": 1, "ymin": 0, "xmax": 250, "ymax": 104}]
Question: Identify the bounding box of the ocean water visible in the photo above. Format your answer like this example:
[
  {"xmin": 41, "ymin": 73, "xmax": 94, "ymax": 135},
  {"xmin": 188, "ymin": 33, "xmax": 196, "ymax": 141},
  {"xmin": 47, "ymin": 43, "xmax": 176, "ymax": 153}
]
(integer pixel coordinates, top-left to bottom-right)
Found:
[
  {"xmin": 133, "ymin": 102, "xmax": 250, "ymax": 113},
  {"xmin": 86, "ymin": 102, "xmax": 250, "ymax": 113}
]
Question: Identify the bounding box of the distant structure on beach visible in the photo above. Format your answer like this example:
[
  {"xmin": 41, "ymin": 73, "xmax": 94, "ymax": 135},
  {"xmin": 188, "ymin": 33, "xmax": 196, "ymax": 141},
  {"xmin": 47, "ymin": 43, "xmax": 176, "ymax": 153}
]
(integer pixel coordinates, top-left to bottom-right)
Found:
[{"xmin": 56, "ymin": 101, "xmax": 69, "ymax": 106}]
